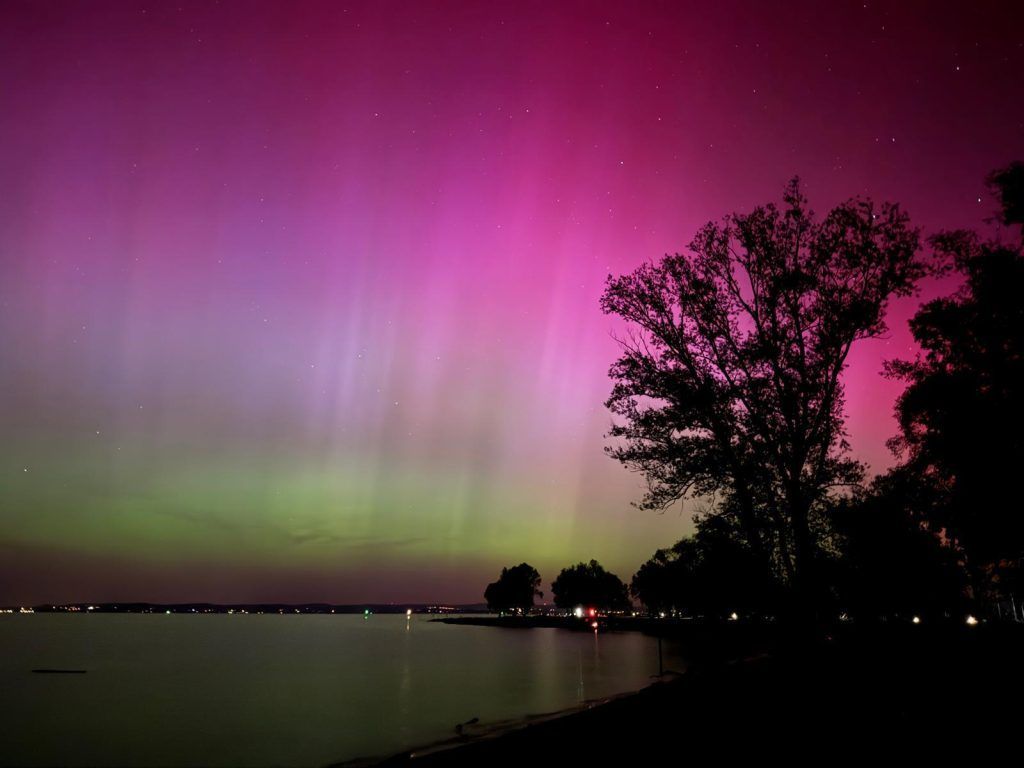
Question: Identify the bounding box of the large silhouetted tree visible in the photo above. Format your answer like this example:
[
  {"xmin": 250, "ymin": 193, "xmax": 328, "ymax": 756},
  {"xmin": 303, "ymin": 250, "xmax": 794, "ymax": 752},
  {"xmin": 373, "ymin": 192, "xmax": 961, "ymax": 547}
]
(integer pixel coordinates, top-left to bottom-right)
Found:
[
  {"xmin": 551, "ymin": 560, "xmax": 630, "ymax": 611},
  {"xmin": 484, "ymin": 563, "xmax": 543, "ymax": 613},
  {"xmin": 887, "ymin": 163, "xmax": 1024, "ymax": 586},
  {"xmin": 601, "ymin": 180, "xmax": 927, "ymax": 611}
]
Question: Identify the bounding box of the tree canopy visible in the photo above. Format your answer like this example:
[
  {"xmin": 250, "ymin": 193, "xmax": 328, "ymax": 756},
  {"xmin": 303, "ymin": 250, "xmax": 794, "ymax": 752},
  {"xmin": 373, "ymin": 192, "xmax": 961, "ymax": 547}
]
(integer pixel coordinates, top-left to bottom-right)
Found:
[
  {"xmin": 987, "ymin": 161, "xmax": 1024, "ymax": 230},
  {"xmin": 550, "ymin": 560, "xmax": 630, "ymax": 611},
  {"xmin": 601, "ymin": 180, "xmax": 928, "ymax": 609},
  {"xmin": 830, "ymin": 468, "xmax": 966, "ymax": 620},
  {"xmin": 630, "ymin": 514, "xmax": 773, "ymax": 618},
  {"xmin": 484, "ymin": 563, "xmax": 543, "ymax": 613},
  {"xmin": 886, "ymin": 164, "xmax": 1024, "ymax": 579}
]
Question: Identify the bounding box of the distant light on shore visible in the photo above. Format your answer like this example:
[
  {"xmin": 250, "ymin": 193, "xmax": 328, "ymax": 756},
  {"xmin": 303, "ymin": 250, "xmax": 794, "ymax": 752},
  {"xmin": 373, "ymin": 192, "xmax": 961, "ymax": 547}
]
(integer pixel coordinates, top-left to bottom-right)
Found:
[{"xmin": 966, "ymin": 615, "xmax": 979, "ymax": 626}]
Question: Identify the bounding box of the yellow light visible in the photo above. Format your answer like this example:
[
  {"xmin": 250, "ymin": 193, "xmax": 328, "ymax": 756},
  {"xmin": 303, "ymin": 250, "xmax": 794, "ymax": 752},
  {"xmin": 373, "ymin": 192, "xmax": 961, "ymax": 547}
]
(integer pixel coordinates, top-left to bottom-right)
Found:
[
  {"xmin": 729, "ymin": 612, "xmax": 738, "ymax": 621},
  {"xmin": 966, "ymin": 615, "xmax": 978, "ymax": 626},
  {"xmin": 912, "ymin": 616, "xmax": 921, "ymax": 624},
  {"xmin": 406, "ymin": 609, "xmax": 412, "ymax": 617}
]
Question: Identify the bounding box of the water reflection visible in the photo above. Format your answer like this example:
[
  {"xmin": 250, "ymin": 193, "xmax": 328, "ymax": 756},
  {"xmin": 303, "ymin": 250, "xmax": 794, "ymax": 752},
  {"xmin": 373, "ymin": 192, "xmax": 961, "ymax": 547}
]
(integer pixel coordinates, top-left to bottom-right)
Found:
[{"xmin": 0, "ymin": 614, "xmax": 687, "ymax": 767}]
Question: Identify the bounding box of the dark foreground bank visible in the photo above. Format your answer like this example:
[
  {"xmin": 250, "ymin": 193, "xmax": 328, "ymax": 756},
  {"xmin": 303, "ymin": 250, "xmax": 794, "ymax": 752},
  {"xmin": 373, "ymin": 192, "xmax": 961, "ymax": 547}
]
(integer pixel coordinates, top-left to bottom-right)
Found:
[{"xmin": 351, "ymin": 623, "xmax": 1023, "ymax": 765}]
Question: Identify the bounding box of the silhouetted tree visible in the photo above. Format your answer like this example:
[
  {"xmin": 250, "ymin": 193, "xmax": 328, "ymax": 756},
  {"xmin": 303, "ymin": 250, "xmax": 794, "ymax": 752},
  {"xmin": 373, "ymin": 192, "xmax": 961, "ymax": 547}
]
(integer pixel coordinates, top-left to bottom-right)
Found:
[
  {"xmin": 886, "ymin": 163, "xmax": 1024, "ymax": 587},
  {"xmin": 631, "ymin": 514, "xmax": 777, "ymax": 618},
  {"xmin": 987, "ymin": 161, "xmax": 1024, "ymax": 232},
  {"xmin": 551, "ymin": 560, "xmax": 630, "ymax": 611},
  {"xmin": 831, "ymin": 467, "xmax": 966, "ymax": 620},
  {"xmin": 601, "ymin": 180, "xmax": 928, "ymax": 611},
  {"xmin": 484, "ymin": 563, "xmax": 543, "ymax": 613},
  {"xmin": 631, "ymin": 540, "xmax": 695, "ymax": 616}
]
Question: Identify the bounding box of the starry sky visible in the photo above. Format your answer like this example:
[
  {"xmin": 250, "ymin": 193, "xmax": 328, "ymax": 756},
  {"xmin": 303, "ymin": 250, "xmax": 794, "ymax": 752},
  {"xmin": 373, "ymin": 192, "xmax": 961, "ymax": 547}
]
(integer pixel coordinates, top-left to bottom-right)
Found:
[{"xmin": 1, "ymin": 0, "xmax": 1021, "ymax": 604}]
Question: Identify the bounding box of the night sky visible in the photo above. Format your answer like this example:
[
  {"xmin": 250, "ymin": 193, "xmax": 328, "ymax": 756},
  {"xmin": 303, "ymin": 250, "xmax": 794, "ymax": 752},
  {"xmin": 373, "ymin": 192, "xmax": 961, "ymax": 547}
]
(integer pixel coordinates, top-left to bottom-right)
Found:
[{"xmin": 1, "ymin": 1, "xmax": 1021, "ymax": 604}]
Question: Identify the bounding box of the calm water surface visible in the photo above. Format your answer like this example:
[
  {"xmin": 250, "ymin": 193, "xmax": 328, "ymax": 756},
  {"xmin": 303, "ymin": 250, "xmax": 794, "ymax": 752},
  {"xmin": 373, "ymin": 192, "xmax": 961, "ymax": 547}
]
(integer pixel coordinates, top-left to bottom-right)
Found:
[{"xmin": 0, "ymin": 615, "xmax": 686, "ymax": 767}]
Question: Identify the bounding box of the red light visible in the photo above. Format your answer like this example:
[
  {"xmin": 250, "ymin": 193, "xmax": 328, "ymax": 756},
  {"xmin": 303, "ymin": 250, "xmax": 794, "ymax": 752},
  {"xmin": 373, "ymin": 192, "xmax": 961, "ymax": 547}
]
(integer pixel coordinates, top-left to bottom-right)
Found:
[{"xmin": 588, "ymin": 608, "xmax": 596, "ymax": 618}]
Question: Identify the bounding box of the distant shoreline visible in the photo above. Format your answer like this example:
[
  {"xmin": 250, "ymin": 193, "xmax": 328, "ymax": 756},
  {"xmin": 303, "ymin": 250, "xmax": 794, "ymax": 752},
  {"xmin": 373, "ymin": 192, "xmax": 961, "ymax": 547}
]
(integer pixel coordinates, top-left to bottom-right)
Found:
[{"xmin": 0, "ymin": 602, "xmax": 488, "ymax": 615}]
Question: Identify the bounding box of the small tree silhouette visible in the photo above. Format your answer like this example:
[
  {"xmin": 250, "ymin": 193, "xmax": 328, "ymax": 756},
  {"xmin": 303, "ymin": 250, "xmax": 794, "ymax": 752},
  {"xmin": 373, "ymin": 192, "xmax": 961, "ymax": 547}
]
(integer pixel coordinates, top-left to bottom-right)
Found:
[
  {"xmin": 551, "ymin": 560, "xmax": 630, "ymax": 611},
  {"xmin": 484, "ymin": 563, "xmax": 543, "ymax": 613}
]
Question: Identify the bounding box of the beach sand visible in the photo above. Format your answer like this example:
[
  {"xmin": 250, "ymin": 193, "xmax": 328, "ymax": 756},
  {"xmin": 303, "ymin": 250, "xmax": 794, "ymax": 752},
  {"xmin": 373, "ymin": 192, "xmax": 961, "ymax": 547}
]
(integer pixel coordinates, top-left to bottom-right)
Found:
[{"xmin": 349, "ymin": 623, "xmax": 1024, "ymax": 765}]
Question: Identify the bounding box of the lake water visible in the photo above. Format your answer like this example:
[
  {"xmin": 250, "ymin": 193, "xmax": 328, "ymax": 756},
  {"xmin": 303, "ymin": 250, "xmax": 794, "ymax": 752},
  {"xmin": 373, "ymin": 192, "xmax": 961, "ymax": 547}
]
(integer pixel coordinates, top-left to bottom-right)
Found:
[{"xmin": 0, "ymin": 614, "xmax": 686, "ymax": 767}]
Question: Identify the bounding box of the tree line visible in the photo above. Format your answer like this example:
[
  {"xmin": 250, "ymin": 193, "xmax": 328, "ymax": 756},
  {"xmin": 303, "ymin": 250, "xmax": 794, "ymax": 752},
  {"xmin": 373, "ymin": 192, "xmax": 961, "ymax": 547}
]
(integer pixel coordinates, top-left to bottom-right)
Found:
[
  {"xmin": 486, "ymin": 162, "xmax": 1024, "ymax": 622},
  {"xmin": 484, "ymin": 560, "xmax": 630, "ymax": 614}
]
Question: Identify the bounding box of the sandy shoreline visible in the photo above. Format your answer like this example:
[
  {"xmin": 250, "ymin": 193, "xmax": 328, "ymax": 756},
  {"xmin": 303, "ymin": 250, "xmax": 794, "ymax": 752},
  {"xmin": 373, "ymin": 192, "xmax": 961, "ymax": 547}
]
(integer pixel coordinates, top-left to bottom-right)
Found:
[
  {"xmin": 331, "ymin": 670, "xmax": 691, "ymax": 767},
  {"xmin": 335, "ymin": 622, "xmax": 1024, "ymax": 765}
]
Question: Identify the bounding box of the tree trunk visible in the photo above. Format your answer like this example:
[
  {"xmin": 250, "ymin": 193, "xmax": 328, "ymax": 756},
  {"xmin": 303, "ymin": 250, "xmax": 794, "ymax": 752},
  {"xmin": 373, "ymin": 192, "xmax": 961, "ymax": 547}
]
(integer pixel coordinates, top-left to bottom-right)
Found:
[
  {"xmin": 732, "ymin": 479, "xmax": 776, "ymax": 589},
  {"xmin": 787, "ymin": 484, "xmax": 816, "ymax": 624}
]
